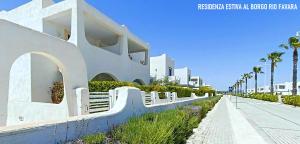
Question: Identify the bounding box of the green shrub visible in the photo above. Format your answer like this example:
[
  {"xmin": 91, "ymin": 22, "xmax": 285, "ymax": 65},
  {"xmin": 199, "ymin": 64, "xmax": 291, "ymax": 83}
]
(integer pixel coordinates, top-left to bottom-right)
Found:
[
  {"xmin": 89, "ymin": 81, "xmax": 195, "ymax": 98},
  {"xmin": 192, "ymin": 96, "xmax": 222, "ymax": 118},
  {"xmin": 282, "ymin": 95, "xmax": 300, "ymax": 106},
  {"xmin": 89, "ymin": 81, "xmax": 138, "ymax": 92},
  {"xmin": 82, "ymin": 96, "xmax": 222, "ymax": 144},
  {"xmin": 193, "ymin": 86, "xmax": 216, "ymax": 96},
  {"xmin": 158, "ymin": 92, "xmax": 167, "ymax": 99},
  {"xmin": 248, "ymin": 93, "xmax": 278, "ymax": 102},
  {"xmin": 166, "ymin": 86, "xmax": 193, "ymax": 97},
  {"xmin": 82, "ymin": 133, "xmax": 106, "ymax": 144}
]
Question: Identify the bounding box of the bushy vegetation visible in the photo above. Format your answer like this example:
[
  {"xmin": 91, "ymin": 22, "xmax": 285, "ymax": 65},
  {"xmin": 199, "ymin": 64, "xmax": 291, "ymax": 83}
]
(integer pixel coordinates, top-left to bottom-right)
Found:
[
  {"xmin": 89, "ymin": 81, "xmax": 138, "ymax": 92},
  {"xmin": 194, "ymin": 86, "xmax": 216, "ymax": 97},
  {"xmin": 282, "ymin": 95, "xmax": 300, "ymax": 106},
  {"xmin": 51, "ymin": 81, "xmax": 64, "ymax": 104},
  {"xmin": 89, "ymin": 81, "xmax": 215, "ymax": 98},
  {"xmin": 81, "ymin": 96, "xmax": 222, "ymax": 144},
  {"xmin": 248, "ymin": 93, "xmax": 278, "ymax": 102}
]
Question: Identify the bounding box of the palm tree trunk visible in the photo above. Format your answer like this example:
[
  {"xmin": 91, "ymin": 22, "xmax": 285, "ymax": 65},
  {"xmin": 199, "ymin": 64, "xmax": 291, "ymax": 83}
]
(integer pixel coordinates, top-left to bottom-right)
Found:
[
  {"xmin": 255, "ymin": 73, "xmax": 258, "ymax": 93},
  {"xmin": 245, "ymin": 78, "xmax": 248, "ymax": 96},
  {"xmin": 240, "ymin": 83, "xmax": 243, "ymax": 95},
  {"xmin": 292, "ymin": 48, "xmax": 298, "ymax": 95},
  {"xmin": 271, "ymin": 62, "xmax": 275, "ymax": 94}
]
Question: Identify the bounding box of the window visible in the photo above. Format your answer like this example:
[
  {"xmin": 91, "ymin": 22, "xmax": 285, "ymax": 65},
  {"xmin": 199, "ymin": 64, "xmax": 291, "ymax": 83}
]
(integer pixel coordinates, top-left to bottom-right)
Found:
[
  {"xmin": 168, "ymin": 67, "xmax": 172, "ymax": 76},
  {"xmin": 279, "ymin": 85, "xmax": 285, "ymax": 89}
]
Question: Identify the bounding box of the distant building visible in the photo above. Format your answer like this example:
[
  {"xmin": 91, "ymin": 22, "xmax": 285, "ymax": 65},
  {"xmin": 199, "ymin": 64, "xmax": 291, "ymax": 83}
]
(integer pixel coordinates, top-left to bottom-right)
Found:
[
  {"xmin": 248, "ymin": 82, "xmax": 300, "ymax": 95},
  {"xmin": 150, "ymin": 54, "xmax": 179, "ymax": 82},
  {"xmin": 189, "ymin": 76, "xmax": 203, "ymax": 87},
  {"xmin": 174, "ymin": 67, "xmax": 191, "ymax": 86}
]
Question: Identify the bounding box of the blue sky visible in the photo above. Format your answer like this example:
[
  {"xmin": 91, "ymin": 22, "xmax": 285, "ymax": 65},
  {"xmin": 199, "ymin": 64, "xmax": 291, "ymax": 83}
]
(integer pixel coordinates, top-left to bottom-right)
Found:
[{"xmin": 1, "ymin": 0, "xmax": 300, "ymax": 90}]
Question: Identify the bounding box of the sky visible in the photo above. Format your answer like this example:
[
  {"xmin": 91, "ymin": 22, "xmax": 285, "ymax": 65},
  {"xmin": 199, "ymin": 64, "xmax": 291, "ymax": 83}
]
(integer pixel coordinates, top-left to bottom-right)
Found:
[{"xmin": 1, "ymin": 0, "xmax": 300, "ymax": 90}]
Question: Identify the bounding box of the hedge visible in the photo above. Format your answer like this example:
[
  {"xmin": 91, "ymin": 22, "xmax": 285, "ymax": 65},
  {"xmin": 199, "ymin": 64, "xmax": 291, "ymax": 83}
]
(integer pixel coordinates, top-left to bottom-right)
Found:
[
  {"xmin": 81, "ymin": 96, "xmax": 222, "ymax": 144},
  {"xmin": 89, "ymin": 81, "xmax": 199, "ymax": 98},
  {"xmin": 248, "ymin": 93, "xmax": 278, "ymax": 102},
  {"xmin": 89, "ymin": 81, "xmax": 138, "ymax": 92},
  {"xmin": 282, "ymin": 95, "xmax": 300, "ymax": 106}
]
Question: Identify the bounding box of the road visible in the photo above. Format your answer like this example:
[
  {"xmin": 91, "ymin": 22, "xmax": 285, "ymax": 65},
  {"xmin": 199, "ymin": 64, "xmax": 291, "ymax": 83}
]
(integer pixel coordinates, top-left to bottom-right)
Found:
[
  {"xmin": 230, "ymin": 96, "xmax": 300, "ymax": 144},
  {"xmin": 187, "ymin": 96, "xmax": 300, "ymax": 144}
]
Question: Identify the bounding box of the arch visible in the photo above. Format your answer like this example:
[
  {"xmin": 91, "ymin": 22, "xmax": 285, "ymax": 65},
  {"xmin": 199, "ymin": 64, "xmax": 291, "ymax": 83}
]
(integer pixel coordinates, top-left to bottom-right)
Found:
[
  {"xmin": 0, "ymin": 20, "xmax": 89, "ymax": 126},
  {"xmin": 133, "ymin": 79, "xmax": 145, "ymax": 85},
  {"xmin": 91, "ymin": 73, "xmax": 119, "ymax": 81},
  {"xmin": 9, "ymin": 53, "xmax": 65, "ymax": 104}
]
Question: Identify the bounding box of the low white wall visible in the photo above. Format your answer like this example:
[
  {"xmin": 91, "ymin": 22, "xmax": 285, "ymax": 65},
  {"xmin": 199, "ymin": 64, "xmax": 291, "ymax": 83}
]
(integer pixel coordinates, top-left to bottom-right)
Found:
[{"xmin": 0, "ymin": 87, "xmax": 204, "ymax": 144}]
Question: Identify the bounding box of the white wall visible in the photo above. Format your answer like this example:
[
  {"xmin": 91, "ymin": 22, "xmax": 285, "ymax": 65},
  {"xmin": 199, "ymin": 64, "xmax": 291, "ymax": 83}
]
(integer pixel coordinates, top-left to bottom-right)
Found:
[
  {"xmin": 0, "ymin": 87, "xmax": 204, "ymax": 144},
  {"xmin": 0, "ymin": 0, "xmax": 150, "ymax": 85},
  {"xmin": 31, "ymin": 54, "xmax": 62, "ymax": 103},
  {"xmin": 150, "ymin": 54, "xmax": 175, "ymax": 80},
  {"xmin": 0, "ymin": 20, "xmax": 89, "ymax": 126},
  {"xmin": 175, "ymin": 67, "xmax": 191, "ymax": 86}
]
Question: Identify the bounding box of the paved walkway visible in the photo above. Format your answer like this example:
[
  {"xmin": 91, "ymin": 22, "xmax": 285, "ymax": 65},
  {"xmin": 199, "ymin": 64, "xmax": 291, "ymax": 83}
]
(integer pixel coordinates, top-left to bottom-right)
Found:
[
  {"xmin": 187, "ymin": 97, "xmax": 235, "ymax": 144},
  {"xmin": 187, "ymin": 96, "xmax": 300, "ymax": 144},
  {"xmin": 230, "ymin": 96, "xmax": 300, "ymax": 144}
]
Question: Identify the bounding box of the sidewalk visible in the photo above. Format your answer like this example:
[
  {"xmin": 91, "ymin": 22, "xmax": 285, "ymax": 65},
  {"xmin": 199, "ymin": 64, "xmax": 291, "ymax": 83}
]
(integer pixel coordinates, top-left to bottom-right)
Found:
[
  {"xmin": 230, "ymin": 96, "xmax": 300, "ymax": 144},
  {"xmin": 187, "ymin": 96, "xmax": 267, "ymax": 144}
]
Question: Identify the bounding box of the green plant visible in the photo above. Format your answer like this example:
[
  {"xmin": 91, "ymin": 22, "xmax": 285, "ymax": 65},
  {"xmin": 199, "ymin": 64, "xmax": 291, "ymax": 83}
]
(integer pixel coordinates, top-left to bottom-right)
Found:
[
  {"xmin": 89, "ymin": 81, "xmax": 198, "ymax": 98},
  {"xmin": 266, "ymin": 52, "xmax": 284, "ymax": 94},
  {"xmin": 82, "ymin": 96, "xmax": 222, "ymax": 144},
  {"xmin": 248, "ymin": 93, "xmax": 278, "ymax": 102},
  {"xmin": 252, "ymin": 66, "xmax": 263, "ymax": 93},
  {"xmin": 193, "ymin": 86, "xmax": 215, "ymax": 96},
  {"xmin": 282, "ymin": 95, "xmax": 300, "ymax": 106},
  {"xmin": 51, "ymin": 81, "xmax": 64, "ymax": 104},
  {"xmin": 280, "ymin": 37, "xmax": 300, "ymax": 95},
  {"xmin": 82, "ymin": 133, "xmax": 106, "ymax": 144}
]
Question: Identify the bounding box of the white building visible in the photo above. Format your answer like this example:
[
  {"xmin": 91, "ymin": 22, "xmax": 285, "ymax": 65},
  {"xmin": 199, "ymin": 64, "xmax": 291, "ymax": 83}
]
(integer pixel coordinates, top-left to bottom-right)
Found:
[
  {"xmin": 0, "ymin": 0, "xmax": 150, "ymax": 126},
  {"xmin": 150, "ymin": 54, "xmax": 179, "ymax": 82},
  {"xmin": 248, "ymin": 82, "xmax": 300, "ymax": 95},
  {"xmin": 0, "ymin": 0, "xmax": 150, "ymax": 100},
  {"xmin": 189, "ymin": 76, "xmax": 203, "ymax": 88},
  {"xmin": 174, "ymin": 67, "xmax": 191, "ymax": 86}
]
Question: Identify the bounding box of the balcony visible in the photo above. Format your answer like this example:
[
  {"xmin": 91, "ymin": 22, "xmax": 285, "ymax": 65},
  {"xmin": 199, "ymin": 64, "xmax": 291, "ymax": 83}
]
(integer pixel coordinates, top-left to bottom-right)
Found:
[
  {"xmin": 43, "ymin": 10, "xmax": 72, "ymax": 41},
  {"xmin": 84, "ymin": 12, "xmax": 121, "ymax": 55},
  {"xmin": 128, "ymin": 39, "xmax": 148, "ymax": 65}
]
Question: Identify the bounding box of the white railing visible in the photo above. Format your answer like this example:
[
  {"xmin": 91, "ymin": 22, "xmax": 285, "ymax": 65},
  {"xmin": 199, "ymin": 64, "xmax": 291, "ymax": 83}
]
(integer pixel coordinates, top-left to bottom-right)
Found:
[
  {"xmin": 144, "ymin": 92, "xmax": 152, "ymax": 105},
  {"xmin": 89, "ymin": 92, "xmax": 112, "ymax": 113},
  {"xmin": 89, "ymin": 90, "xmax": 199, "ymax": 113}
]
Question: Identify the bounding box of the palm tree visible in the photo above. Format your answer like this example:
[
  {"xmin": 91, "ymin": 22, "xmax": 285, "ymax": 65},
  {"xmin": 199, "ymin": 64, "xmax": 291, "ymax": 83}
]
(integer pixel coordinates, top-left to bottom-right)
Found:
[
  {"xmin": 242, "ymin": 73, "xmax": 253, "ymax": 96},
  {"xmin": 239, "ymin": 79, "xmax": 244, "ymax": 95},
  {"xmin": 280, "ymin": 37, "xmax": 300, "ymax": 95},
  {"xmin": 236, "ymin": 80, "xmax": 240, "ymax": 95},
  {"xmin": 253, "ymin": 66, "xmax": 263, "ymax": 93},
  {"xmin": 267, "ymin": 52, "xmax": 284, "ymax": 94}
]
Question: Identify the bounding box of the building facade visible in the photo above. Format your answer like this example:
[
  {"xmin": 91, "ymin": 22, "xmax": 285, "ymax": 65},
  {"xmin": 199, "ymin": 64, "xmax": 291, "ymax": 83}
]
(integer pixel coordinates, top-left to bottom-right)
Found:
[
  {"xmin": 0, "ymin": 0, "xmax": 150, "ymax": 101},
  {"xmin": 189, "ymin": 76, "xmax": 203, "ymax": 88},
  {"xmin": 0, "ymin": 0, "xmax": 150, "ymax": 126},
  {"xmin": 248, "ymin": 82, "xmax": 300, "ymax": 95},
  {"xmin": 174, "ymin": 67, "xmax": 191, "ymax": 86},
  {"xmin": 150, "ymin": 54, "xmax": 178, "ymax": 82}
]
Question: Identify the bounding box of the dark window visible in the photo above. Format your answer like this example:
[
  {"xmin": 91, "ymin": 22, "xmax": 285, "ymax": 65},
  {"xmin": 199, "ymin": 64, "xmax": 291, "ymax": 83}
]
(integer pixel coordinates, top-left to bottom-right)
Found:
[
  {"xmin": 168, "ymin": 67, "xmax": 172, "ymax": 76},
  {"xmin": 279, "ymin": 85, "xmax": 285, "ymax": 89}
]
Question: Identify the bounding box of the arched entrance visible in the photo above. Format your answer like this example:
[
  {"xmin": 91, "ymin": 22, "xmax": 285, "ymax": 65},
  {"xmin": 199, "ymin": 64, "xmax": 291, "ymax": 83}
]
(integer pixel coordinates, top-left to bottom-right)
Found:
[
  {"xmin": 133, "ymin": 79, "xmax": 145, "ymax": 85},
  {"xmin": 91, "ymin": 73, "xmax": 118, "ymax": 81},
  {"xmin": 0, "ymin": 20, "xmax": 89, "ymax": 126}
]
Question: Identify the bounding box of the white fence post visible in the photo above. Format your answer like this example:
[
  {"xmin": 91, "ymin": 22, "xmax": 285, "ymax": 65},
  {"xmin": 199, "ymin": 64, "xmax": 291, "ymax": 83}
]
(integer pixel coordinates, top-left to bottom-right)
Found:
[
  {"xmin": 75, "ymin": 88, "xmax": 89, "ymax": 115},
  {"xmin": 109, "ymin": 90, "xmax": 115, "ymax": 108},
  {"xmin": 166, "ymin": 92, "xmax": 172, "ymax": 102},
  {"xmin": 191, "ymin": 93, "xmax": 197, "ymax": 98},
  {"xmin": 151, "ymin": 91, "xmax": 157, "ymax": 104},
  {"xmin": 172, "ymin": 92, "xmax": 177, "ymax": 102}
]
